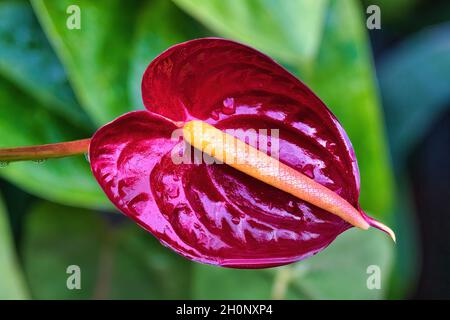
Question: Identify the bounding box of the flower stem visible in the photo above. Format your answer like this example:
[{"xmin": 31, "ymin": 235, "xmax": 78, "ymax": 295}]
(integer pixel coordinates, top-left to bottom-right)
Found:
[{"xmin": 0, "ymin": 139, "xmax": 91, "ymax": 162}]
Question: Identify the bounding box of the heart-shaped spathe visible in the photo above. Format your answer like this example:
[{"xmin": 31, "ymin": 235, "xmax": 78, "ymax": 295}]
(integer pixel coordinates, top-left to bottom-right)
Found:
[{"xmin": 89, "ymin": 38, "xmax": 369, "ymax": 268}]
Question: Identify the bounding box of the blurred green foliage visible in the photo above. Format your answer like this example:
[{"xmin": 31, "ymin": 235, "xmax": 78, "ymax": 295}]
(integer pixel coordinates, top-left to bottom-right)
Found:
[
  {"xmin": 0, "ymin": 193, "xmax": 28, "ymax": 299},
  {"xmin": 173, "ymin": 0, "xmax": 328, "ymax": 67},
  {"xmin": 23, "ymin": 202, "xmax": 191, "ymax": 299},
  {"xmin": 0, "ymin": 0, "xmax": 90, "ymax": 128},
  {"xmin": 0, "ymin": 1, "xmax": 106, "ymax": 208},
  {"xmin": 194, "ymin": 229, "xmax": 393, "ymax": 299},
  {"xmin": 379, "ymin": 23, "xmax": 450, "ymax": 165},
  {"xmin": 1, "ymin": 0, "xmax": 445, "ymax": 299}
]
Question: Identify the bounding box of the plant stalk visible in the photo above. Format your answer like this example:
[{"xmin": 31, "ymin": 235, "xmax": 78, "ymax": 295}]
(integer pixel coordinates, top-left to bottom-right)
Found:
[{"xmin": 0, "ymin": 139, "xmax": 91, "ymax": 162}]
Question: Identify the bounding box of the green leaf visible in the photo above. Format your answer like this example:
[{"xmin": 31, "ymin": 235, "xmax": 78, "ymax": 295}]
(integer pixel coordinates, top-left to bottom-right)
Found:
[
  {"xmin": 173, "ymin": 0, "xmax": 328, "ymax": 67},
  {"xmin": 0, "ymin": 0, "xmax": 92, "ymax": 129},
  {"xmin": 193, "ymin": 267, "xmax": 275, "ymax": 300},
  {"xmin": 23, "ymin": 202, "xmax": 192, "ymax": 299},
  {"xmin": 304, "ymin": 0, "xmax": 394, "ymax": 217},
  {"xmin": 129, "ymin": 0, "xmax": 205, "ymax": 106},
  {"xmin": 286, "ymin": 229, "xmax": 393, "ymax": 299},
  {"xmin": 31, "ymin": 0, "xmax": 206, "ymax": 122},
  {"xmin": 378, "ymin": 22, "xmax": 450, "ymax": 165},
  {"xmin": 0, "ymin": 77, "xmax": 108, "ymax": 208},
  {"xmin": 109, "ymin": 222, "xmax": 192, "ymax": 299},
  {"xmin": 193, "ymin": 229, "xmax": 393, "ymax": 299},
  {"xmin": 31, "ymin": 0, "xmax": 140, "ymax": 125},
  {"xmin": 0, "ymin": 192, "xmax": 29, "ymax": 299},
  {"xmin": 23, "ymin": 202, "xmax": 104, "ymax": 299}
]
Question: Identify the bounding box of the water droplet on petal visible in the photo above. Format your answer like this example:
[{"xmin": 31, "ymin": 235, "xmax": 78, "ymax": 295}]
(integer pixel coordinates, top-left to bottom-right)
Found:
[
  {"xmin": 231, "ymin": 216, "xmax": 240, "ymax": 225},
  {"xmin": 222, "ymin": 97, "xmax": 236, "ymax": 115},
  {"xmin": 326, "ymin": 141, "xmax": 337, "ymax": 153}
]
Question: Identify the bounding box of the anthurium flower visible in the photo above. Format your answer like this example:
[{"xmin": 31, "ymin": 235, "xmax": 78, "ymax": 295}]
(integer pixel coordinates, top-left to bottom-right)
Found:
[{"xmin": 88, "ymin": 38, "xmax": 394, "ymax": 268}]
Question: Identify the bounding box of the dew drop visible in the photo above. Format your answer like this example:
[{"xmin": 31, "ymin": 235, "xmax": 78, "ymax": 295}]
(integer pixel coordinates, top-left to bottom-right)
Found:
[
  {"xmin": 222, "ymin": 97, "xmax": 236, "ymax": 115},
  {"xmin": 326, "ymin": 141, "xmax": 337, "ymax": 153},
  {"xmin": 231, "ymin": 216, "xmax": 240, "ymax": 225}
]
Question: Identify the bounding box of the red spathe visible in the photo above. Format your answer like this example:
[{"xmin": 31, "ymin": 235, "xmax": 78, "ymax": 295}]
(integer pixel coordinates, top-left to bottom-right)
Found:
[{"xmin": 89, "ymin": 38, "xmax": 362, "ymax": 268}]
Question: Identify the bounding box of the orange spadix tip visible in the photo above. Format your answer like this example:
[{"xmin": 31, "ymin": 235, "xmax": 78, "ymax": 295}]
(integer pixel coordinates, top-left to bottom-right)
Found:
[
  {"xmin": 182, "ymin": 120, "xmax": 395, "ymax": 241},
  {"xmin": 365, "ymin": 215, "xmax": 396, "ymax": 243}
]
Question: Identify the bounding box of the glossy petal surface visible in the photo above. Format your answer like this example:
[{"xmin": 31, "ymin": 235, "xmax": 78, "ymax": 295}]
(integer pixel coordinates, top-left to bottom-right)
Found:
[{"xmin": 91, "ymin": 38, "xmax": 362, "ymax": 268}]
